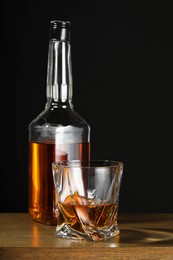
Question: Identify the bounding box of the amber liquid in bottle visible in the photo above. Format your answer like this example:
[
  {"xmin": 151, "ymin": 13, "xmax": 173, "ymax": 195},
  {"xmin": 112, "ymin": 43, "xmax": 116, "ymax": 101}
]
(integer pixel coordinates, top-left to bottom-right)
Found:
[
  {"xmin": 29, "ymin": 142, "xmax": 90, "ymax": 225},
  {"xmin": 28, "ymin": 20, "xmax": 90, "ymax": 225}
]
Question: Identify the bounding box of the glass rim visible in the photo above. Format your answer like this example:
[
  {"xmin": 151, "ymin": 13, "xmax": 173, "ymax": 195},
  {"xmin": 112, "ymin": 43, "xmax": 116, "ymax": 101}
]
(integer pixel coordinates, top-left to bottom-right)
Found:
[{"xmin": 52, "ymin": 159, "xmax": 123, "ymax": 168}]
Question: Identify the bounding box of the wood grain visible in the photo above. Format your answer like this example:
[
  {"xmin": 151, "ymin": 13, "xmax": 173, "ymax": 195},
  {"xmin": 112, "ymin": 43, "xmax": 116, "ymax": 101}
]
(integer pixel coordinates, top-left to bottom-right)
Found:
[{"xmin": 0, "ymin": 213, "xmax": 173, "ymax": 259}]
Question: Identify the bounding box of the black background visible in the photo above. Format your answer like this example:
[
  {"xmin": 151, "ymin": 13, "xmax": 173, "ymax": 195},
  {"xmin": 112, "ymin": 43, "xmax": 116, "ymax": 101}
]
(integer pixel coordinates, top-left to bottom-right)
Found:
[{"xmin": 1, "ymin": 0, "xmax": 173, "ymax": 213}]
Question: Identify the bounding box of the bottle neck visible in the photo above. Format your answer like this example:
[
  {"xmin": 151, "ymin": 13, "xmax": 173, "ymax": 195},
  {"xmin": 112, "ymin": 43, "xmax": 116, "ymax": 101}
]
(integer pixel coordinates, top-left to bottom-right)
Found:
[{"xmin": 46, "ymin": 21, "xmax": 73, "ymax": 103}]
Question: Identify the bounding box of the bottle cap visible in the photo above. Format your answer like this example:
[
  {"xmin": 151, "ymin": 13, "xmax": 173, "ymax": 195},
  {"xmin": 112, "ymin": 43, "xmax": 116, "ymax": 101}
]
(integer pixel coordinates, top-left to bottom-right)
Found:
[{"xmin": 50, "ymin": 20, "xmax": 71, "ymax": 41}]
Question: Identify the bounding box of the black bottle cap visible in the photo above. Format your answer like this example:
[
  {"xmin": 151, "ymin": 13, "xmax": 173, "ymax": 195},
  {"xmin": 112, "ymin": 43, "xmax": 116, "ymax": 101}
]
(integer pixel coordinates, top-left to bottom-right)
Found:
[{"xmin": 50, "ymin": 20, "xmax": 71, "ymax": 41}]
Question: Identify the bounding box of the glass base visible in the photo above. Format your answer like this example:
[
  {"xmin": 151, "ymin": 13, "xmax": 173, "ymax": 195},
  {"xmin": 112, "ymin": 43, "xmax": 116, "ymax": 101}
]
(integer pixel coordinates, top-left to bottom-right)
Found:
[{"xmin": 56, "ymin": 223, "xmax": 120, "ymax": 242}]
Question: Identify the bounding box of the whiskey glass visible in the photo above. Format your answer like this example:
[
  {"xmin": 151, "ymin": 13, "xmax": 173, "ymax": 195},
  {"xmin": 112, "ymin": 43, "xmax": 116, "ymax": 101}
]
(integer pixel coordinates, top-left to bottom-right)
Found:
[{"xmin": 52, "ymin": 160, "xmax": 123, "ymax": 242}]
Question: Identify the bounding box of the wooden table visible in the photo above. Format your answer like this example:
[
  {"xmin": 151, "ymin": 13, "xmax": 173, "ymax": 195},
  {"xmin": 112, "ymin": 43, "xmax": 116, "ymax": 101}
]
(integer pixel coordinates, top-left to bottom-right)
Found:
[{"xmin": 0, "ymin": 213, "xmax": 173, "ymax": 259}]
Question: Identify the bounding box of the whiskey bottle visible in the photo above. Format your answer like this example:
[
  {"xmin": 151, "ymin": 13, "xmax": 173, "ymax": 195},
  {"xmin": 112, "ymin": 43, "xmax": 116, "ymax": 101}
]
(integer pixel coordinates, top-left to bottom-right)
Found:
[{"xmin": 28, "ymin": 20, "xmax": 90, "ymax": 225}]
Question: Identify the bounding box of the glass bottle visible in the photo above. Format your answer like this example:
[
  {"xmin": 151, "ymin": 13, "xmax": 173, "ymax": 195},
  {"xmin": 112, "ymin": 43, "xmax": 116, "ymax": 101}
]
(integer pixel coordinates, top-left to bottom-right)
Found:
[{"xmin": 28, "ymin": 20, "xmax": 90, "ymax": 225}]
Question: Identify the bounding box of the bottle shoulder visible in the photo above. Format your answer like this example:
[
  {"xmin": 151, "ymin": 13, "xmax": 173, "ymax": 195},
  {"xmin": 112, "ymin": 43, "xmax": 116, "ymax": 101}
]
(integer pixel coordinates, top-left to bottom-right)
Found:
[{"xmin": 29, "ymin": 106, "xmax": 90, "ymax": 129}]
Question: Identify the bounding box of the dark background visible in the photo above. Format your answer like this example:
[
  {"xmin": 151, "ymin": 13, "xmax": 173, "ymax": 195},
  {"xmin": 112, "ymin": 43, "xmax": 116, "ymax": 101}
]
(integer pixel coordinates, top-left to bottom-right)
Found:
[{"xmin": 1, "ymin": 0, "xmax": 173, "ymax": 213}]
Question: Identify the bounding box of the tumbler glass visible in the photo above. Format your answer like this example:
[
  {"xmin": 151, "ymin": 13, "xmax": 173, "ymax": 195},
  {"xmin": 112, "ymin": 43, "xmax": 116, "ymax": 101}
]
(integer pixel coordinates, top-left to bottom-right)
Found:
[{"xmin": 52, "ymin": 160, "xmax": 123, "ymax": 242}]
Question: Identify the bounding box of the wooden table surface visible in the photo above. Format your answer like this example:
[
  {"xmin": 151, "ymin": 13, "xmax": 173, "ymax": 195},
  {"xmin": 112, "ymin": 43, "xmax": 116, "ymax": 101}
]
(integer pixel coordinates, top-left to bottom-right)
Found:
[{"xmin": 0, "ymin": 213, "xmax": 173, "ymax": 259}]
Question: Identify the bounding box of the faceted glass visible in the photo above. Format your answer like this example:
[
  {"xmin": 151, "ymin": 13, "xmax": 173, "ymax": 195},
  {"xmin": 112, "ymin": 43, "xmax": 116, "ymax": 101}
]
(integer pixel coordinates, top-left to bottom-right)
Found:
[{"xmin": 52, "ymin": 160, "xmax": 123, "ymax": 242}]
